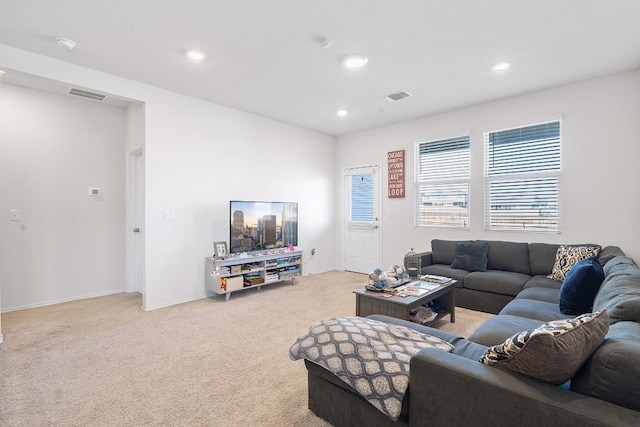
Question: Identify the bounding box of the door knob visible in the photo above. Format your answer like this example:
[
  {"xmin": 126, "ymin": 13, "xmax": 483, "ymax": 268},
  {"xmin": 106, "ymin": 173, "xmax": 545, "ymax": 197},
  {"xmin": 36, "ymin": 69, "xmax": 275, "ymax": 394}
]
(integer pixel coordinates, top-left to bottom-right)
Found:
[{"xmin": 133, "ymin": 228, "xmax": 140, "ymax": 233}]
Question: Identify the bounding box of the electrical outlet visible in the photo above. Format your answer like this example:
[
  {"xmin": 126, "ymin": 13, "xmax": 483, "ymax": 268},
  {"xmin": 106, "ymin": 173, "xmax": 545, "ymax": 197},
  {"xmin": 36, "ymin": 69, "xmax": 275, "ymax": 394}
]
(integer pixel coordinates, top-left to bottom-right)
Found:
[{"xmin": 311, "ymin": 248, "xmax": 316, "ymax": 256}]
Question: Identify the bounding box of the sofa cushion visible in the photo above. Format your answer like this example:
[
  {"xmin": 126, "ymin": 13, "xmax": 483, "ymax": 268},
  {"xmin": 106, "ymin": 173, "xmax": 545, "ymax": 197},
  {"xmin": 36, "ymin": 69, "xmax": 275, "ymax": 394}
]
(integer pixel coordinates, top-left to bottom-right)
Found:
[
  {"xmin": 571, "ymin": 320, "xmax": 640, "ymax": 411},
  {"xmin": 602, "ymin": 255, "xmax": 640, "ymax": 278},
  {"xmin": 478, "ymin": 310, "xmax": 609, "ymax": 385},
  {"xmin": 523, "ymin": 275, "xmax": 562, "ymax": 290},
  {"xmin": 516, "ymin": 287, "xmax": 560, "ymax": 304},
  {"xmin": 529, "ymin": 243, "xmax": 561, "ymax": 276},
  {"xmin": 450, "ymin": 242, "xmax": 488, "ymax": 272},
  {"xmin": 463, "ymin": 270, "xmax": 529, "ymax": 297},
  {"xmin": 598, "ymin": 245, "xmax": 626, "ymax": 266},
  {"xmin": 431, "ymin": 239, "xmax": 472, "ymax": 265},
  {"xmin": 480, "ymin": 240, "xmax": 530, "ymax": 274},
  {"xmin": 559, "ymin": 257, "xmax": 604, "ymax": 315},
  {"xmin": 548, "ymin": 245, "xmax": 601, "ymax": 281},
  {"xmin": 593, "ymin": 273, "xmax": 640, "ymax": 324},
  {"xmin": 499, "ymin": 298, "xmax": 572, "ymax": 322},
  {"xmin": 468, "ymin": 314, "xmax": 545, "ymax": 346}
]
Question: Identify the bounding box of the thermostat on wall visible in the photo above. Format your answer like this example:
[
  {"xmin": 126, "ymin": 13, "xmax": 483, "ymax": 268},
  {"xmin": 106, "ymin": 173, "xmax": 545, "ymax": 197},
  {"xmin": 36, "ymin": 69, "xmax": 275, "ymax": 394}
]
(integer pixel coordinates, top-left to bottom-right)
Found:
[{"xmin": 88, "ymin": 187, "xmax": 102, "ymax": 197}]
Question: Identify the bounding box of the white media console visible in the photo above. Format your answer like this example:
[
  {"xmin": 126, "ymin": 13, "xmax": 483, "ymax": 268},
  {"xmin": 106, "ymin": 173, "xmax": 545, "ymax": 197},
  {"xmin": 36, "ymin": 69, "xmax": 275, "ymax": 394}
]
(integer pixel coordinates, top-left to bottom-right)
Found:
[{"xmin": 205, "ymin": 250, "xmax": 303, "ymax": 301}]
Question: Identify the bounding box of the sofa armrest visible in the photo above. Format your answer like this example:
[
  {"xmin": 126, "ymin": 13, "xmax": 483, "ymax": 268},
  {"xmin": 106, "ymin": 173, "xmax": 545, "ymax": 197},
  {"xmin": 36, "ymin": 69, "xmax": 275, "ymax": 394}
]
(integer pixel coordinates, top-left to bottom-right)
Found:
[
  {"xmin": 417, "ymin": 251, "xmax": 433, "ymax": 267},
  {"xmin": 409, "ymin": 348, "xmax": 640, "ymax": 427}
]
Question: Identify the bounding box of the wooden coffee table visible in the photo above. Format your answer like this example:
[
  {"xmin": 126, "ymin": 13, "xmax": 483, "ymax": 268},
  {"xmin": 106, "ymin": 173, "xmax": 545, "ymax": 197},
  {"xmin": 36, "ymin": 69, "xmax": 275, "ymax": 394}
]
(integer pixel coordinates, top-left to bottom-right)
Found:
[{"xmin": 353, "ymin": 281, "xmax": 455, "ymax": 324}]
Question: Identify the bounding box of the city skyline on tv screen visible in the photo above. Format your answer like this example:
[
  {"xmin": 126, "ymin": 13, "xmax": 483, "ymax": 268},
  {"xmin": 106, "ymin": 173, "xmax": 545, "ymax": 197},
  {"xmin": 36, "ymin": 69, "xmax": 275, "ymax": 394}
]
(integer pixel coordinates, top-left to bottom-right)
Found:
[{"xmin": 230, "ymin": 201, "xmax": 298, "ymax": 253}]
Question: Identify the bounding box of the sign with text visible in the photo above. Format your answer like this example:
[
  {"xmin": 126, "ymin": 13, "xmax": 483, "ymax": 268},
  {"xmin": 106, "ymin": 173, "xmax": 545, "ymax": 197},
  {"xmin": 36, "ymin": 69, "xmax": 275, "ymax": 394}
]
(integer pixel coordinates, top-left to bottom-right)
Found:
[{"xmin": 387, "ymin": 149, "xmax": 405, "ymax": 198}]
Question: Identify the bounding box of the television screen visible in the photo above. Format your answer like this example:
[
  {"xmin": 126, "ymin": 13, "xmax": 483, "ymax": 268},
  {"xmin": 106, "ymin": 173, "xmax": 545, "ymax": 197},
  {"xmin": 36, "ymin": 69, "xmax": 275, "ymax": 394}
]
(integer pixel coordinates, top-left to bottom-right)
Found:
[{"xmin": 230, "ymin": 201, "xmax": 298, "ymax": 253}]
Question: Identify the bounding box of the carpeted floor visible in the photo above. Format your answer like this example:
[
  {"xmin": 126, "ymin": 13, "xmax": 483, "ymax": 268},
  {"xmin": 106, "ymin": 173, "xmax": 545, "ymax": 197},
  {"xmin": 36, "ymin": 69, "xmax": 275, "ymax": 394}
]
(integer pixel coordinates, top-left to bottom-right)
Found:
[{"xmin": 0, "ymin": 270, "xmax": 492, "ymax": 426}]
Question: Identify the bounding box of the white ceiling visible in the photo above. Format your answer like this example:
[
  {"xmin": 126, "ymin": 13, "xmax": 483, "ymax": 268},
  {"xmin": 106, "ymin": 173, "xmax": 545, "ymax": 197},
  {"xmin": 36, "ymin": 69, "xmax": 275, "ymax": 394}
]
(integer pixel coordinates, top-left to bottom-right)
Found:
[{"xmin": 1, "ymin": 1, "xmax": 639, "ymax": 136}]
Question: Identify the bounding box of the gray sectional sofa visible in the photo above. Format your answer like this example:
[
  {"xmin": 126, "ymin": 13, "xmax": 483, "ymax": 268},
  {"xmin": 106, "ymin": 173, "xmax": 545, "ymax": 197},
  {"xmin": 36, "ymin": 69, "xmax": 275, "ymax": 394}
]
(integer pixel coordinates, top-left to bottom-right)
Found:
[
  {"xmin": 303, "ymin": 239, "xmax": 640, "ymax": 426},
  {"xmin": 419, "ymin": 239, "xmax": 599, "ymax": 314}
]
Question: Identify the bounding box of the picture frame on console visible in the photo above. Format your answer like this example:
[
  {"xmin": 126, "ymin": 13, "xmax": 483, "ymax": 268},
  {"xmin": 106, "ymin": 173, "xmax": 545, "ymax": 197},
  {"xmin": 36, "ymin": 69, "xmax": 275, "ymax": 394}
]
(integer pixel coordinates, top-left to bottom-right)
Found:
[{"xmin": 214, "ymin": 241, "xmax": 228, "ymax": 258}]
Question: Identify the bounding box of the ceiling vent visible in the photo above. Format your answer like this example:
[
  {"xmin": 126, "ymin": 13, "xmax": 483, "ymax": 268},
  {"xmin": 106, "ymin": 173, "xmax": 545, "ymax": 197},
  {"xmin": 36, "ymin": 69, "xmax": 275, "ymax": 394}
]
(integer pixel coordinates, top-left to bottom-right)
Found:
[
  {"xmin": 381, "ymin": 90, "xmax": 410, "ymax": 102},
  {"xmin": 69, "ymin": 88, "xmax": 105, "ymax": 101}
]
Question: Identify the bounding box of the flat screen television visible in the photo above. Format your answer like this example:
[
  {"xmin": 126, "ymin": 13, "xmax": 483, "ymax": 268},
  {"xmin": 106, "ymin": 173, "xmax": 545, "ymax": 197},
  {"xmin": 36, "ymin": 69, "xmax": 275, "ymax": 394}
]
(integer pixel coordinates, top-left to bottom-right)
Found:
[{"xmin": 229, "ymin": 201, "xmax": 298, "ymax": 254}]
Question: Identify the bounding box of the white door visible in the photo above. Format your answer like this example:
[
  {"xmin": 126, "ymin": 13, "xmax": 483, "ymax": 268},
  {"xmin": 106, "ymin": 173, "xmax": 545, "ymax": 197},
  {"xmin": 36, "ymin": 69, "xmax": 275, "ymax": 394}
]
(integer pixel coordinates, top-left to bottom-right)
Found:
[{"xmin": 343, "ymin": 165, "xmax": 381, "ymax": 273}]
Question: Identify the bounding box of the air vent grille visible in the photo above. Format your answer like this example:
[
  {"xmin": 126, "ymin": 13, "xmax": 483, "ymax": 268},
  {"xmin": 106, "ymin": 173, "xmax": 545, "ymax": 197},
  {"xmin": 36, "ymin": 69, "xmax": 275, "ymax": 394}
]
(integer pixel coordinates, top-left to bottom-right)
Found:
[
  {"xmin": 382, "ymin": 90, "xmax": 410, "ymax": 102},
  {"xmin": 69, "ymin": 88, "xmax": 105, "ymax": 101}
]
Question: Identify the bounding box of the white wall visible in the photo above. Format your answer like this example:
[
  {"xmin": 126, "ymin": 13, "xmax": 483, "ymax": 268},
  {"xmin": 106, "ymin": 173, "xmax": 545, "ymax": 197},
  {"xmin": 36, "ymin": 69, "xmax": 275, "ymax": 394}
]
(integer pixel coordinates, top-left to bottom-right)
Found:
[
  {"xmin": 142, "ymin": 95, "xmax": 336, "ymax": 309},
  {"xmin": 0, "ymin": 44, "xmax": 337, "ymax": 312},
  {"xmin": 0, "ymin": 83, "xmax": 127, "ymax": 310},
  {"xmin": 336, "ymin": 70, "xmax": 640, "ymax": 267}
]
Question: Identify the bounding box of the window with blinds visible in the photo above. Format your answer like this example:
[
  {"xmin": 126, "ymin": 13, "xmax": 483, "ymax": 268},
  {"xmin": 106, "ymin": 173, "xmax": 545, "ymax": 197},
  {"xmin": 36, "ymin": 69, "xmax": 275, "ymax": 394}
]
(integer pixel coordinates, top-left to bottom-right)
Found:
[
  {"xmin": 414, "ymin": 136, "xmax": 470, "ymax": 228},
  {"xmin": 484, "ymin": 120, "xmax": 562, "ymax": 232}
]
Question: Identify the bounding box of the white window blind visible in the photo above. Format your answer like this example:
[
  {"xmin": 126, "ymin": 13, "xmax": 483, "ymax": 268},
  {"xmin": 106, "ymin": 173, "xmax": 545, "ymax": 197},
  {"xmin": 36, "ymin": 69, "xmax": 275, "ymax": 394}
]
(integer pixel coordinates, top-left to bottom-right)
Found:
[
  {"xmin": 414, "ymin": 136, "xmax": 470, "ymax": 228},
  {"xmin": 350, "ymin": 173, "xmax": 374, "ymax": 222},
  {"xmin": 485, "ymin": 120, "xmax": 562, "ymax": 232}
]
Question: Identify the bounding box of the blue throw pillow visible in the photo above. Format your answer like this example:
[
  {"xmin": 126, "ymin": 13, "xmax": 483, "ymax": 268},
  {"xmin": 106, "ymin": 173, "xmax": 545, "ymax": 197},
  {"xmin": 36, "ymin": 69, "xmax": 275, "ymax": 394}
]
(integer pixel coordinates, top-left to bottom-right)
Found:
[{"xmin": 559, "ymin": 257, "xmax": 604, "ymax": 315}]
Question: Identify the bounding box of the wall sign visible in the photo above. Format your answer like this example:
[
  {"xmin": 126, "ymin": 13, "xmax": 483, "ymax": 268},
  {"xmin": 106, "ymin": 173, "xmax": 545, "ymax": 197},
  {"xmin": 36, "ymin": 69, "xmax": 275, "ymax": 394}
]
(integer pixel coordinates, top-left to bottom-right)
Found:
[{"xmin": 387, "ymin": 149, "xmax": 405, "ymax": 198}]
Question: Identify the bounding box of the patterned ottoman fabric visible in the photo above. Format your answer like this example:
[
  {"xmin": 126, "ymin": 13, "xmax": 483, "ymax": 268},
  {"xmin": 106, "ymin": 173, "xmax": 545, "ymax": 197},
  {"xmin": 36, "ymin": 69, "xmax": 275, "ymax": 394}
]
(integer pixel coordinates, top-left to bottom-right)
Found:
[{"xmin": 289, "ymin": 316, "xmax": 454, "ymax": 420}]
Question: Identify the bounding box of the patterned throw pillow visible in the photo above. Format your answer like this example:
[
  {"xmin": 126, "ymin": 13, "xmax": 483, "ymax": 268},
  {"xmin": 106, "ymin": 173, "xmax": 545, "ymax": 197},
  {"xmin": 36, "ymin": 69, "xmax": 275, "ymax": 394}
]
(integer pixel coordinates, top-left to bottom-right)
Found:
[
  {"xmin": 479, "ymin": 310, "xmax": 609, "ymax": 385},
  {"xmin": 547, "ymin": 245, "xmax": 601, "ymax": 282}
]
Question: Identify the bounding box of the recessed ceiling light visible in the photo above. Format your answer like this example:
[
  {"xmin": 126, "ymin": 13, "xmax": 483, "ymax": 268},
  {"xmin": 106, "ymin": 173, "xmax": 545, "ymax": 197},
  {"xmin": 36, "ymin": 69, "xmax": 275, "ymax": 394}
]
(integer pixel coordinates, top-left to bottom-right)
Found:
[
  {"xmin": 341, "ymin": 54, "xmax": 368, "ymax": 70},
  {"xmin": 186, "ymin": 50, "xmax": 206, "ymax": 62},
  {"xmin": 337, "ymin": 109, "xmax": 348, "ymax": 117},
  {"xmin": 55, "ymin": 37, "xmax": 76, "ymax": 50},
  {"xmin": 492, "ymin": 61, "xmax": 511, "ymax": 72}
]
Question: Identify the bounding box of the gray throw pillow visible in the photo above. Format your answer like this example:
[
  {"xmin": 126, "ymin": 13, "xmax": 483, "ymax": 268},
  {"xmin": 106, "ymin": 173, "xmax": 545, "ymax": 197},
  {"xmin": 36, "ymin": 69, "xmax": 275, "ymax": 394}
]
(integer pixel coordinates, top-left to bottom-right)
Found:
[
  {"xmin": 450, "ymin": 242, "xmax": 488, "ymax": 272},
  {"xmin": 479, "ymin": 310, "xmax": 609, "ymax": 385}
]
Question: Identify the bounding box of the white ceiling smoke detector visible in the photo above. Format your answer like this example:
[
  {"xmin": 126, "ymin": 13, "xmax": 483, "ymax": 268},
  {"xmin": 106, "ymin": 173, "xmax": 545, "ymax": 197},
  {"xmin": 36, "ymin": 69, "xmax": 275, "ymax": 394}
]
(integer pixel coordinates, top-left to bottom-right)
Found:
[
  {"xmin": 341, "ymin": 54, "xmax": 368, "ymax": 70},
  {"xmin": 319, "ymin": 39, "xmax": 333, "ymax": 49},
  {"xmin": 55, "ymin": 37, "xmax": 76, "ymax": 50},
  {"xmin": 337, "ymin": 109, "xmax": 348, "ymax": 117}
]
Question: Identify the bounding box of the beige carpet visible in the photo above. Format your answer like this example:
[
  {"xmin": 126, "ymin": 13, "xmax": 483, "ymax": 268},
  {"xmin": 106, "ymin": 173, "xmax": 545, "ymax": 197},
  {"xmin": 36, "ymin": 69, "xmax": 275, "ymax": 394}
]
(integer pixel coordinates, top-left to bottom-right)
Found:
[{"xmin": 0, "ymin": 270, "xmax": 492, "ymax": 426}]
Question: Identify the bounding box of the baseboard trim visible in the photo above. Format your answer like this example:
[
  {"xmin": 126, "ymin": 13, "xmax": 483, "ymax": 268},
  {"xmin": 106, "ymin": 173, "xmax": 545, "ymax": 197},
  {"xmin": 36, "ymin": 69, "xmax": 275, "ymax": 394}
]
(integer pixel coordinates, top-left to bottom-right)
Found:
[
  {"xmin": 142, "ymin": 295, "xmax": 206, "ymax": 312},
  {"xmin": 1, "ymin": 289, "xmax": 127, "ymax": 313}
]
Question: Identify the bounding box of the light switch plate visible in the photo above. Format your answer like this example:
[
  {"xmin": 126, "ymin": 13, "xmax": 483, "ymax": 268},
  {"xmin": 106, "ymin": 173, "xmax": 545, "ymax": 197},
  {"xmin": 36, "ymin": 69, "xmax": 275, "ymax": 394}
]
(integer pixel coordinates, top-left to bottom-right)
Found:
[
  {"xmin": 9, "ymin": 209, "xmax": 21, "ymax": 221},
  {"xmin": 163, "ymin": 209, "xmax": 176, "ymax": 220}
]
